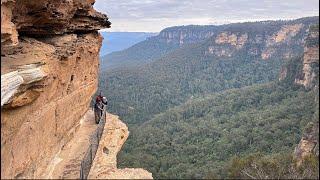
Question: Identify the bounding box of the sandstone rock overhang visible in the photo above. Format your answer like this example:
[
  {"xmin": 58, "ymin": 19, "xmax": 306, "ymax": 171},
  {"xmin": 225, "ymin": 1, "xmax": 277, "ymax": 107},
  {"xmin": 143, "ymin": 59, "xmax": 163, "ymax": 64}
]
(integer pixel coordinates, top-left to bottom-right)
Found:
[
  {"xmin": 12, "ymin": 0, "xmax": 111, "ymax": 36},
  {"xmin": 1, "ymin": 0, "xmax": 111, "ymax": 46},
  {"xmin": 1, "ymin": 0, "xmax": 111, "ymax": 108}
]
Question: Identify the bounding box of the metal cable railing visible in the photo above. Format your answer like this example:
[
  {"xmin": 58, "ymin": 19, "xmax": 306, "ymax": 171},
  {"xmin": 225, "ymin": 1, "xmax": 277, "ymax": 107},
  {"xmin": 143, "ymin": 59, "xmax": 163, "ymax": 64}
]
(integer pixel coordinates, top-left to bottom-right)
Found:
[{"xmin": 80, "ymin": 106, "xmax": 107, "ymax": 179}]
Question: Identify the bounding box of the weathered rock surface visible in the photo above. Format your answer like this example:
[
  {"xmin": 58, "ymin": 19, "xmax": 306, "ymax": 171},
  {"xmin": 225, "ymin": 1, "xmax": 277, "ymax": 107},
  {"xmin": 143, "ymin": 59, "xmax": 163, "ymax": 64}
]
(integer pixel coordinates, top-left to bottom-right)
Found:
[
  {"xmin": 1, "ymin": 0, "xmax": 106, "ymax": 178},
  {"xmin": 1, "ymin": 32, "xmax": 102, "ymax": 179},
  {"xmin": 1, "ymin": 63, "xmax": 47, "ymax": 107},
  {"xmin": 159, "ymin": 26, "xmax": 216, "ymax": 45},
  {"xmin": 43, "ymin": 110, "xmax": 97, "ymax": 179},
  {"xmin": 88, "ymin": 113, "xmax": 153, "ymax": 179},
  {"xmin": 203, "ymin": 21, "xmax": 315, "ymax": 59},
  {"xmin": 1, "ymin": 0, "xmax": 18, "ymax": 46},
  {"xmin": 1, "ymin": 71, "xmax": 24, "ymax": 106},
  {"xmin": 294, "ymin": 121, "xmax": 319, "ymax": 165},
  {"xmin": 215, "ymin": 32, "xmax": 248, "ymax": 49},
  {"xmin": 290, "ymin": 25, "xmax": 319, "ymax": 166},
  {"xmin": 205, "ymin": 32, "xmax": 248, "ymax": 57},
  {"xmin": 267, "ymin": 24, "xmax": 303, "ymax": 45},
  {"xmin": 12, "ymin": 0, "xmax": 111, "ymax": 35},
  {"xmin": 295, "ymin": 25, "xmax": 319, "ymax": 89},
  {"xmin": 261, "ymin": 24, "xmax": 303, "ymax": 60}
]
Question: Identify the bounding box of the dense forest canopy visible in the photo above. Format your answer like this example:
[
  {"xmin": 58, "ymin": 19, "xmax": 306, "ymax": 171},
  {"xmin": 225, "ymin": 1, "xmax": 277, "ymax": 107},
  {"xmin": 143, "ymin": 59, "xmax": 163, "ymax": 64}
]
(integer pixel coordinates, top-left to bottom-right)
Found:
[{"xmin": 98, "ymin": 17, "xmax": 319, "ymax": 178}]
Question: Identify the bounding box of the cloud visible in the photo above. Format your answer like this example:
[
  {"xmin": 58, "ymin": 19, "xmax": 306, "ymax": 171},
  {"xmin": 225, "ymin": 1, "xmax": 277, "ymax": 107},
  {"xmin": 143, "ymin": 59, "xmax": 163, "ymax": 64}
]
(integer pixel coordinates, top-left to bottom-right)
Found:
[{"xmin": 94, "ymin": 0, "xmax": 319, "ymax": 32}]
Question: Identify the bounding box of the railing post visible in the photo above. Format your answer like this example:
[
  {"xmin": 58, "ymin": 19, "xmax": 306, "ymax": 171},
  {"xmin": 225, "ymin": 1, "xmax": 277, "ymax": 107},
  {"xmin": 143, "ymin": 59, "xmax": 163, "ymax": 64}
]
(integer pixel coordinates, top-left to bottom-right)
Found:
[
  {"xmin": 80, "ymin": 162, "xmax": 82, "ymax": 179},
  {"xmin": 90, "ymin": 144, "xmax": 92, "ymax": 164},
  {"xmin": 80, "ymin": 161, "xmax": 82, "ymax": 179},
  {"xmin": 97, "ymin": 129, "xmax": 99, "ymax": 140}
]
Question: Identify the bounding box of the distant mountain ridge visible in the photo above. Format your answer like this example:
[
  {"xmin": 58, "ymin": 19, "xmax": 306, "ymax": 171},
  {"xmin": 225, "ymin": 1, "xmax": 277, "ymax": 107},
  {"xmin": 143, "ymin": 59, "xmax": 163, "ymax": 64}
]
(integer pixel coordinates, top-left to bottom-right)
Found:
[
  {"xmin": 99, "ymin": 32, "xmax": 157, "ymax": 56},
  {"xmin": 101, "ymin": 16, "xmax": 319, "ymax": 70},
  {"xmin": 100, "ymin": 16, "xmax": 318, "ymax": 124}
]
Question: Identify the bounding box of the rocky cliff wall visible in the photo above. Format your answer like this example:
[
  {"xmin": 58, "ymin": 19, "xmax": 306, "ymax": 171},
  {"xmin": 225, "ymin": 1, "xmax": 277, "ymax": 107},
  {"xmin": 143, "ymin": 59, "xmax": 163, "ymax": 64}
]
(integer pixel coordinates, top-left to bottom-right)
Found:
[
  {"xmin": 294, "ymin": 25, "xmax": 319, "ymax": 89},
  {"xmin": 204, "ymin": 23, "xmax": 309, "ymax": 59},
  {"xmin": 156, "ymin": 18, "xmax": 318, "ymax": 61},
  {"xmin": 293, "ymin": 24, "xmax": 319, "ymax": 165},
  {"xmin": 158, "ymin": 26, "xmax": 217, "ymax": 45},
  {"xmin": 278, "ymin": 24, "xmax": 319, "ymax": 165},
  {"xmin": 1, "ymin": 0, "xmax": 110, "ymax": 178}
]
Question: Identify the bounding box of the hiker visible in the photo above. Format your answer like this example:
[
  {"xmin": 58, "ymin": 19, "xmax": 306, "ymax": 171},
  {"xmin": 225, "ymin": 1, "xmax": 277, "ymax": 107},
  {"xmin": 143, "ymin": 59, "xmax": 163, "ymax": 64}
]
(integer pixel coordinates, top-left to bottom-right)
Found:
[
  {"xmin": 94, "ymin": 98, "xmax": 103, "ymax": 124},
  {"xmin": 96, "ymin": 92, "xmax": 103, "ymax": 104},
  {"xmin": 94, "ymin": 92, "xmax": 108, "ymax": 124}
]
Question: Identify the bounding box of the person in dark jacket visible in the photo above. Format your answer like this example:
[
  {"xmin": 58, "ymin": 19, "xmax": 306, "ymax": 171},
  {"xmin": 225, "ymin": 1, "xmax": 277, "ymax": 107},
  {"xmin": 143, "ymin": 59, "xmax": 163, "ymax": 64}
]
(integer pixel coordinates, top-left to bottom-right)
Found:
[
  {"xmin": 94, "ymin": 100, "xmax": 103, "ymax": 124},
  {"xmin": 96, "ymin": 92, "xmax": 103, "ymax": 103}
]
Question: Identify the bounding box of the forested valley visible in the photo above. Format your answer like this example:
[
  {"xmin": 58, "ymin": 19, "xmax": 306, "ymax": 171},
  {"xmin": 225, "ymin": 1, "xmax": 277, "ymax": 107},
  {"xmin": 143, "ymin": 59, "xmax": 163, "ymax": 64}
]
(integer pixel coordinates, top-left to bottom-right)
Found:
[{"xmin": 98, "ymin": 18, "xmax": 319, "ymax": 178}]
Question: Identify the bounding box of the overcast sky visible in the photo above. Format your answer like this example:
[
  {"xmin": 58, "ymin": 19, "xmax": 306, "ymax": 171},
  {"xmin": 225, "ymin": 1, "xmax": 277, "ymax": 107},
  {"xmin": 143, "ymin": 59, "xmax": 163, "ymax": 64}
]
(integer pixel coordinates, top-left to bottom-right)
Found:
[{"xmin": 94, "ymin": 0, "xmax": 319, "ymax": 32}]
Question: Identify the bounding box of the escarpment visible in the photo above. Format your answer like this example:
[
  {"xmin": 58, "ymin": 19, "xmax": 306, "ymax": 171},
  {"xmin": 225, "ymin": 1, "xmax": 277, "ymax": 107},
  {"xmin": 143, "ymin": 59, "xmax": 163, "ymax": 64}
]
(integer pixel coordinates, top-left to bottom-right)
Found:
[
  {"xmin": 158, "ymin": 26, "xmax": 217, "ymax": 45},
  {"xmin": 1, "ymin": 0, "xmax": 151, "ymax": 179},
  {"xmin": 204, "ymin": 22, "xmax": 312, "ymax": 59},
  {"xmin": 294, "ymin": 25, "xmax": 319, "ymax": 89},
  {"xmin": 156, "ymin": 18, "xmax": 317, "ymax": 60},
  {"xmin": 1, "ymin": 0, "xmax": 108, "ymax": 178},
  {"xmin": 279, "ymin": 24, "xmax": 319, "ymax": 90},
  {"xmin": 293, "ymin": 25, "xmax": 319, "ymax": 165},
  {"xmin": 279, "ymin": 24, "xmax": 319, "ymax": 165}
]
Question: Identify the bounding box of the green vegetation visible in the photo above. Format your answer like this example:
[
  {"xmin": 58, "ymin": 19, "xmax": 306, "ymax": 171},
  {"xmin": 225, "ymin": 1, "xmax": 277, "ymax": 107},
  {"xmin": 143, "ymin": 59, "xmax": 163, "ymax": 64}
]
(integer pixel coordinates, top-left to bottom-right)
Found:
[
  {"xmin": 98, "ymin": 18, "xmax": 319, "ymax": 179},
  {"xmin": 117, "ymin": 82, "xmax": 317, "ymax": 178},
  {"xmin": 226, "ymin": 152, "xmax": 319, "ymax": 179},
  {"xmin": 306, "ymin": 24, "xmax": 319, "ymax": 47},
  {"xmin": 100, "ymin": 38, "xmax": 179, "ymax": 70},
  {"xmin": 100, "ymin": 42, "xmax": 284, "ymax": 125}
]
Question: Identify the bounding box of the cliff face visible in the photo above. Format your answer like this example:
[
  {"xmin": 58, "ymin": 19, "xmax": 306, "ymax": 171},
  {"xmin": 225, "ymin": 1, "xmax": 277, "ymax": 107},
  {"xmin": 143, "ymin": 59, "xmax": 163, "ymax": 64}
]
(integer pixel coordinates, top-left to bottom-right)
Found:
[
  {"xmin": 158, "ymin": 26, "xmax": 217, "ymax": 45},
  {"xmin": 293, "ymin": 25, "xmax": 319, "ymax": 165},
  {"xmin": 1, "ymin": 0, "xmax": 109, "ymax": 178},
  {"xmin": 204, "ymin": 23, "xmax": 308, "ymax": 59},
  {"xmin": 294, "ymin": 25, "xmax": 319, "ymax": 89},
  {"xmin": 102, "ymin": 17, "xmax": 318, "ymax": 71},
  {"xmin": 155, "ymin": 18, "xmax": 318, "ymax": 61},
  {"xmin": 279, "ymin": 24, "xmax": 319, "ymax": 165}
]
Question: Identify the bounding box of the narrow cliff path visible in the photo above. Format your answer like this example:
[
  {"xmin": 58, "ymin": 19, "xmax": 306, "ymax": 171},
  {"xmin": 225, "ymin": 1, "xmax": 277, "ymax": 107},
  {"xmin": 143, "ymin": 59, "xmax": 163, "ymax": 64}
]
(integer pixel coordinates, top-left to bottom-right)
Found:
[
  {"xmin": 40, "ymin": 109, "xmax": 152, "ymax": 179},
  {"xmin": 88, "ymin": 113, "xmax": 153, "ymax": 179},
  {"xmin": 44, "ymin": 109, "xmax": 97, "ymax": 179}
]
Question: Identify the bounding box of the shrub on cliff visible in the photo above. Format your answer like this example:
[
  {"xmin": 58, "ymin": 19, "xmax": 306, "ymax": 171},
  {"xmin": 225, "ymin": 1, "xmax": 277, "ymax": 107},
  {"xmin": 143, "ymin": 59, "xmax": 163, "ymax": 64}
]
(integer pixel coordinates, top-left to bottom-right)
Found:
[{"xmin": 226, "ymin": 152, "xmax": 319, "ymax": 179}]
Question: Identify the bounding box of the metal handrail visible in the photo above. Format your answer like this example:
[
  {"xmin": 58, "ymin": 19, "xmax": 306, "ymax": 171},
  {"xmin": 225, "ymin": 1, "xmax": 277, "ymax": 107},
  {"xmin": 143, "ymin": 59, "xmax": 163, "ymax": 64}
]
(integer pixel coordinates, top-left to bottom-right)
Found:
[{"xmin": 80, "ymin": 106, "xmax": 107, "ymax": 179}]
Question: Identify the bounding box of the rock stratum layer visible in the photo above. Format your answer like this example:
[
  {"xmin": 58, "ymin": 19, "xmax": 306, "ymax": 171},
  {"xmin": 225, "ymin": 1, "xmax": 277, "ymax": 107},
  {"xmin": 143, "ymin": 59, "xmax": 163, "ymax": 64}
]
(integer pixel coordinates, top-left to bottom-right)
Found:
[{"xmin": 1, "ymin": 0, "xmax": 151, "ymax": 179}]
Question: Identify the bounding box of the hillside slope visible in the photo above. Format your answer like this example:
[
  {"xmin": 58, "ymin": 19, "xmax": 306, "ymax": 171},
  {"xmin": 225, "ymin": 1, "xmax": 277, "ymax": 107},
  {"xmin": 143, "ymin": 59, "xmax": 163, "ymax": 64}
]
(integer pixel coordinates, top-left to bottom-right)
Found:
[
  {"xmin": 100, "ymin": 16, "xmax": 318, "ymax": 125},
  {"xmin": 118, "ymin": 82, "xmax": 316, "ymax": 179},
  {"xmin": 117, "ymin": 24, "xmax": 319, "ymax": 179},
  {"xmin": 98, "ymin": 18, "xmax": 319, "ymax": 179}
]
